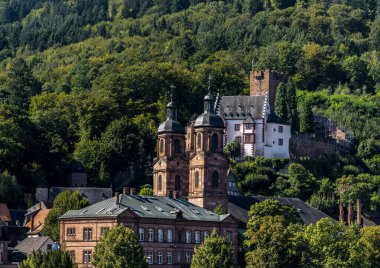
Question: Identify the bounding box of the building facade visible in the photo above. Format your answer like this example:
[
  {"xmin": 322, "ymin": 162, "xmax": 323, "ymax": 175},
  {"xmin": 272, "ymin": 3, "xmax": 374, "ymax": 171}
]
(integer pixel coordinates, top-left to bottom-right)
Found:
[
  {"xmin": 59, "ymin": 193, "xmax": 238, "ymax": 268},
  {"xmin": 216, "ymin": 70, "xmax": 291, "ymax": 159}
]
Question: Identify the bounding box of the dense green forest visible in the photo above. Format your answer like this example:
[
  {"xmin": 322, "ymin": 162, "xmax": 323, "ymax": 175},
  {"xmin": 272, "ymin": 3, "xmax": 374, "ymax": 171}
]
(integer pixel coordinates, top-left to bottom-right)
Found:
[{"xmin": 1, "ymin": 0, "xmax": 380, "ymax": 214}]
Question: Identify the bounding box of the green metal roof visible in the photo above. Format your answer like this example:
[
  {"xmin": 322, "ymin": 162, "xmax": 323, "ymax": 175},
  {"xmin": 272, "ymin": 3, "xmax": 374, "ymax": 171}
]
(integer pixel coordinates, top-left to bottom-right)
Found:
[{"xmin": 60, "ymin": 195, "xmax": 228, "ymax": 222}]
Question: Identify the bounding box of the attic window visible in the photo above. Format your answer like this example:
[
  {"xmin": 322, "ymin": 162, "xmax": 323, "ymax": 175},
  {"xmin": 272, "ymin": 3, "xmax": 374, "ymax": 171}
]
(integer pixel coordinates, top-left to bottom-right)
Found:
[
  {"xmin": 156, "ymin": 206, "xmax": 164, "ymax": 212},
  {"xmin": 141, "ymin": 205, "xmax": 149, "ymax": 211},
  {"xmin": 96, "ymin": 208, "xmax": 105, "ymax": 214},
  {"xmin": 81, "ymin": 209, "xmax": 88, "ymax": 214},
  {"xmin": 192, "ymin": 209, "xmax": 200, "ymax": 215}
]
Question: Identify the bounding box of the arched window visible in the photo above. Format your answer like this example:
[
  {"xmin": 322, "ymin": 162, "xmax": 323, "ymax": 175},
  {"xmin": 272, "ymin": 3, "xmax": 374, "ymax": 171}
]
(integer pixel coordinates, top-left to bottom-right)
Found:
[
  {"xmin": 158, "ymin": 175, "xmax": 162, "ymax": 191},
  {"xmin": 195, "ymin": 171, "xmax": 199, "ymax": 189},
  {"xmin": 160, "ymin": 139, "xmax": 164, "ymax": 154},
  {"xmin": 197, "ymin": 133, "xmax": 201, "ymax": 148},
  {"xmin": 175, "ymin": 175, "xmax": 181, "ymax": 191},
  {"xmin": 174, "ymin": 139, "xmax": 181, "ymax": 154},
  {"xmin": 212, "ymin": 171, "xmax": 219, "ymax": 188},
  {"xmin": 211, "ymin": 133, "xmax": 218, "ymax": 149}
]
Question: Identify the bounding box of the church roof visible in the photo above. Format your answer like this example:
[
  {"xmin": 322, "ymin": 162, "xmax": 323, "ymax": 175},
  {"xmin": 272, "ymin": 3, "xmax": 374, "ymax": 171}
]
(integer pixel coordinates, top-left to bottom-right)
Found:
[
  {"xmin": 216, "ymin": 96, "xmax": 266, "ymax": 120},
  {"xmin": 158, "ymin": 119, "xmax": 186, "ymax": 134},
  {"xmin": 60, "ymin": 194, "xmax": 231, "ymax": 222},
  {"xmin": 194, "ymin": 113, "xmax": 224, "ymax": 128}
]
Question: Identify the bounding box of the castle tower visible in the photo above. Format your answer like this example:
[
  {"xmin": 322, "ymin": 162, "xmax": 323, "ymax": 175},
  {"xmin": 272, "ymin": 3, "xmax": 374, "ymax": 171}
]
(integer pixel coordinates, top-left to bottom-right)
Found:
[
  {"xmin": 188, "ymin": 78, "xmax": 229, "ymax": 211},
  {"xmin": 153, "ymin": 86, "xmax": 189, "ymax": 197},
  {"xmin": 250, "ymin": 70, "xmax": 283, "ymax": 111}
]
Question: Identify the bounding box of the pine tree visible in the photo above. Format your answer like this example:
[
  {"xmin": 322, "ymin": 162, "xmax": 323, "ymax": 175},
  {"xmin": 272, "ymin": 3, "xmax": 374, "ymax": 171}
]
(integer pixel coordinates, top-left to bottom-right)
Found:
[
  {"xmin": 300, "ymin": 102, "xmax": 314, "ymax": 133},
  {"xmin": 275, "ymin": 82, "xmax": 288, "ymax": 121},
  {"xmin": 191, "ymin": 229, "xmax": 234, "ymax": 268},
  {"xmin": 286, "ymin": 80, "xmax": 299, "ymax": 131}
]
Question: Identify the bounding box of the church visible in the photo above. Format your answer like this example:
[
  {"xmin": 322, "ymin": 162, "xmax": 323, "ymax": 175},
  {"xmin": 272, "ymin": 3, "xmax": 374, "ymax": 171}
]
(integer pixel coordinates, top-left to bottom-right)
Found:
[{"xmin": 153, "ymin": 70, "xmax": 291, "ymax": 211}]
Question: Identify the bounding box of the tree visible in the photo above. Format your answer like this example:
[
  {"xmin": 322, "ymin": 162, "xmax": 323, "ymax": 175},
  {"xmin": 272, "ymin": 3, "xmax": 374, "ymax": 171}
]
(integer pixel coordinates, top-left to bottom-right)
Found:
[
  {"xmin": 43, "ymin": 190, "xmax": 90, "ymax": 241},
  {"xmin": 245, "ymin": 216, "xmax": 309, "ymax": 268},
  {"xmin": 245, "ymin": 200, "xmax": 301, "ymax": 240},
  {"xmin": 93, "ymin": 224, "xmax": 147, "ymax": 268},
  {"xmin": 358, "ymin": 226, "xmax": 380, "ymax": 267},
  {"xmin": 275, "ymin": 82, "xmax": 287, "ymax": 121},
  {"xmin": 300, "ymin": 102, "xmax": 314, "ymax": 133},
  {"xmin": 286, "ymin": 80, "xmax": 299, "ymax": 131},
  {"xmin": 19, "ymin": 250, "xmax": 74, "ymax": 268},
  {"xmin": 304, "ymin": 218, "xmax": 367, "ymax": 267},
  {"xmin": 285, "ymin": 163, "xmax": 316, "ymax": 200},
  {"xmin": 214, "ymin": 203, "xmax": 227, "ymax": 215},
  {"xmin": 6, "ymin": 58, "xmax": 41, "ymax": 108},
  {"xmin": 138, "ymin": 184, "xmax": 153, "ymax": 195},
  {"xmin": 0, "ymin": 171, "xmax": 22, "ymax": 208},
  {"xmin": 224, "ymin": 140, "xmax": 241, "ymax": 160},
  {"xmin": 191, "ymin": 229, "xmax": 234, "ymax": 268}
]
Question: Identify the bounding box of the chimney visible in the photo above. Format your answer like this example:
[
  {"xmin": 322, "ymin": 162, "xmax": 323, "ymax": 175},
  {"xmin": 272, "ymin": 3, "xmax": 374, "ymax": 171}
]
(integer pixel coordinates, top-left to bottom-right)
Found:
[
  {"xmin": 173, "ymin": 191, "xmax": 179, "ymax": 199},
  {"xmin": 347, "ymin": 202, "xmax": 352, "ymax": 225},
  {"xmin": 39, "ymin": 202, "xmax": 42, "ymax": 210},
  {"xmin": 130, "ymin": 188, "xmax": 137, "ymax": 195},
  {"xmin": 339, "ymin": 203, "xmax": 344, "ymax": 224},
  {"xmin": 168, "ymin": 191, "xmax": 173, "ymax": 199},
  {"xmin": 123, "ymin": 187, "xmax": 130, "ymax": 195},
  {"xmin": 30, "ymin": 215, "xmax": 35, "ymax": 232},
  {"xmin": 356, "ymin": 199, "xmax": 361, "ymax": 225},
  {"xmin": 115, "ymin": 192, "xmax": 119, "ymax": 206}
]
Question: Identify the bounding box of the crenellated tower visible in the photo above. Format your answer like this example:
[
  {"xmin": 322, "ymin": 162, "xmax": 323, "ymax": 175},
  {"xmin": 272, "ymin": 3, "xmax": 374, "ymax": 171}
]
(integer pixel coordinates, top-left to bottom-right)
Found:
[{"xmin": 153, "ymin": 86, "xmax": 189, "ymax": 198}]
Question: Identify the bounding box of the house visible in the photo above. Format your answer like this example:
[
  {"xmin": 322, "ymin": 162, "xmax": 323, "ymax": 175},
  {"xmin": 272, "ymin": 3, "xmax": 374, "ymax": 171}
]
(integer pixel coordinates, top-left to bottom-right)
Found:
[
  {"xmin": 216, "ymin": 70, "xmax": 291, "ymax": 159},
  {"xmin": 9, "ymin": 236, "xmax": 54, "ymax": 263},
  {"xmin": 228, "ymin": 195, "xmax": 331, "ymax": 232},
  {"xmin": 36, "ymin": 187, "xmax": 112, "ymax": 204},
  {"xmin": 24, "ymin": 202, "xmax": 53, "ymax": 237},
  {"xmin": 59, "ymin": 192, "xmax": 238, "ymax": 268}
]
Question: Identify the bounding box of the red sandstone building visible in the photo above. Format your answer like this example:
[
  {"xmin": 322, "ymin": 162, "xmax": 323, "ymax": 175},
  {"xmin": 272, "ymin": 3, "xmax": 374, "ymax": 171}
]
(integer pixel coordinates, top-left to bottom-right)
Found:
[{"xmin": 59, "ymin": 86, "xmax": 239, "ymax": 267}]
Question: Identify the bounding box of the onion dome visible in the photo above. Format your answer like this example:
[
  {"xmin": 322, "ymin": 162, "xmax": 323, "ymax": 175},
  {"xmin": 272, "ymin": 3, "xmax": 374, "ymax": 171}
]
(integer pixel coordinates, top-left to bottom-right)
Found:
[
  {"xmin": 158, "ymin": 86, "xmax": 185, "ymax": 134},
  {"xmin": 194, "ymin": 77, "xmax": 224, "ymax": 128}
]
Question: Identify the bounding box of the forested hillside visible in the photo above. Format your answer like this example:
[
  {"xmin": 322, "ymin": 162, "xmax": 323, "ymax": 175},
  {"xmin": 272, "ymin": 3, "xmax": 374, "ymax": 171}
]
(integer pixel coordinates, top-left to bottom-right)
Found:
[{"xmin": 1, "ymin": 0, "xmax": 380, "ymax": 212}]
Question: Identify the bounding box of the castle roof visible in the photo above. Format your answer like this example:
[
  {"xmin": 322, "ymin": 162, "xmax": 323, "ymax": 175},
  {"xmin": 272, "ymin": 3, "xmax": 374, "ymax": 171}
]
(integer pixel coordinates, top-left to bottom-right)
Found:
[
  {"xmin": 216, "ymin": 95, "xmax": 266, "ymax": 120},
  {"xmin": 60, "ymin": 194, "xmax": 231, "ymax": 222}
]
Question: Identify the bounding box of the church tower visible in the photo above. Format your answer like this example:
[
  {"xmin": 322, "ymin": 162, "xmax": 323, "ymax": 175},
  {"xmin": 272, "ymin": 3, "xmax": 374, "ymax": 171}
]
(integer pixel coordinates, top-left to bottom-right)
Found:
[
  {"xmin": 153, "ymin": 86, "xmax": 189, "ymax": 198},
  {"xmin": 188, "ymin": 78, "xmax": 229, "ymax": 211}
]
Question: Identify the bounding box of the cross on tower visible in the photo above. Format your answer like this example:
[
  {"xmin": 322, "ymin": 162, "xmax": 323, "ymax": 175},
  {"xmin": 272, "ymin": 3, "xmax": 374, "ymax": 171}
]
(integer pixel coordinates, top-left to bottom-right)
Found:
[{"xmin": 169, "ymin": 84, "xmax": 175, "ymax": 102}]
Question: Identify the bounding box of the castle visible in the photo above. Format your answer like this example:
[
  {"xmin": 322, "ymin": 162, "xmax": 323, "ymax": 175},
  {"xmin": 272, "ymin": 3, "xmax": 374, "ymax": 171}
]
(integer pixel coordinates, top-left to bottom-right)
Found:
[{"xmin": 153, "ymin": 70, "xmax": 291, "ymax": 211}]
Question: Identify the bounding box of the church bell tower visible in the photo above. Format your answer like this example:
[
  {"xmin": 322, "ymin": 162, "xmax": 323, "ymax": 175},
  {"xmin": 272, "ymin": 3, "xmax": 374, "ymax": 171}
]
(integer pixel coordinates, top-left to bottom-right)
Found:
[
  {"xmin": 153, "ymin": 85, "xmax": 189, "ymax": 198},
  {"xmin": 188, "ymin": 78, "xmax": 229, "ymax": 211}
]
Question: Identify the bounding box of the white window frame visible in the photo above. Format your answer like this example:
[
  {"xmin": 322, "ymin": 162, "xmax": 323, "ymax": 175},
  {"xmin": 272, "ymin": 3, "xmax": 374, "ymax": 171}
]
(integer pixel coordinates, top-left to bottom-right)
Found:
[
  {"xmin": 158, "ymin": 228, "xmax": 163, "ymax": 243},
  {"xmin": 195, "ymin": 231, "xmax": 201, "ymax": 244},
  {"xmin": 83, "ymin": 250, "xmax": 91, "ymax": 264},
  {"xmin": 186, "ymin": 230, "xmax": 191, "ymax": 243},
  {"xmin": 278, "ymin": 125, "xmax": 283, "ymax": 133},
  {"xmin": 167, "ymin": 251, "xmax": 173, "ymax": 264},
  {"xmin": 234, "ymin": 124, "xmax": 240, "ymax": 131},
  {"xmin": 83, "ymin": 228, "xmax": 92, "ymax": 241},
  {"xmin": 138, "ymin": 228, "xmax": 144, "ymax": 242},
  {"xmin": 167, "ymin": 229, "xmax": 173, "ymax": 243},
  {"xmin": 204, "ymin": 230, "xmax": 210, "ymax": 240},
  {"xmin": 279, "ymin": 138, "xmax": 284, "ymax": 146},
  {"xmin": 186, "ymin": 252, "xmax": 191, "ymax": 264},
  {"xmin": 147, "ymin": 251, "xmax": 153, "ymax": 264},
  {"xmin": 148, "ymin": 229, "xmax": 154, "ymax": 242},
  {"xmin": 158, "ymin": 251, "xmax": 163, "ymax": 264}
]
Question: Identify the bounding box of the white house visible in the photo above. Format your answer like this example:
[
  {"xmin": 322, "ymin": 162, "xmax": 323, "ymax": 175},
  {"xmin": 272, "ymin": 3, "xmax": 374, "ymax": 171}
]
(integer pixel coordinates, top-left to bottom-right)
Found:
[{"xmin": 215, "ymin": 70, "xmax": 291, "ymax": 159}]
